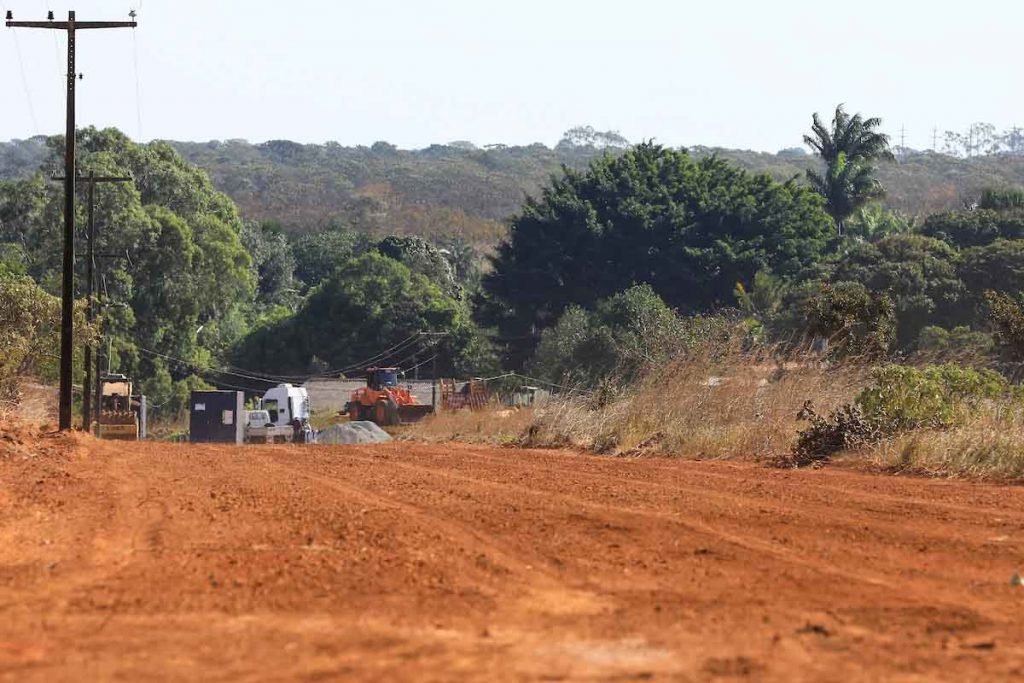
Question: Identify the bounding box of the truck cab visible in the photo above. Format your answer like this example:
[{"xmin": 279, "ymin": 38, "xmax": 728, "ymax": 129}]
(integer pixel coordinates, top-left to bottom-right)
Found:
[
  {"xmin": 261, "ymin": 384, "xmax": 311, "ymax": 427},
  {"xmin": 260, "ymin": 384, "xmax": 313, "ymax": 443}
]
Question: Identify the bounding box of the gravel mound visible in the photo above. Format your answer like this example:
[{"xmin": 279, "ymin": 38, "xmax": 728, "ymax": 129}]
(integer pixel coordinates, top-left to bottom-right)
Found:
[{"xmin": 317, "ymin": 421, "xmax": 393, "ymax": 445}]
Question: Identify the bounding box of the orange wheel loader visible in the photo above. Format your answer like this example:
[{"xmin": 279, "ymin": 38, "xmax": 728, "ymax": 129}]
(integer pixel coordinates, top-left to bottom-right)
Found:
[{"xmin": 344, "ymin": 367, "xmax": 434, "ymax": 426}]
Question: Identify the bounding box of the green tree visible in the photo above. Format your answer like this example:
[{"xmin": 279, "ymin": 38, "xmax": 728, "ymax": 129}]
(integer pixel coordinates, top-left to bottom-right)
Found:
[
  {"xmin": 845, "ymin": 204, "xmax": 915, "ymax": 242},
  {"xmin": 436, "ymin": 236, "xmax": 485, "ymax": 290},
  {"xmin": 735, "ymin": 270, "xmax": 789, "ymax": 320},
  {"xmin": 980, "ymin": 188, "xmax": 1024, "ymax": 211},
  {"xmin": 830, "ymin": 234, "xmax": 965, "ymax": 348},
  {"xmin": 802, "ymin": 282, "xmax": 895, "ymax": 359},
  {"xmin": 291, "ymin": 226, "xmax": 364, "ymax": 289},
  {"xmin": 804, "ymin": 105, "xmax": 894, "ymax": 233},
  {"xmin": 480, "ymin": 143, "xmax": 832, "ymax": 367},
  {"xmin": 960, "ymin": 239, "xmax": 1024, "ymax": 300},
  {"xmin": 915, "ymin": 325, "xmax": 993, "ymax": 362},
  {"xmin": 0, "ymin": 127, "xmax": 256, "ymax": 405},
  {"xmin": 240, "ymin": 220, "xmax": 298, "ymax": 306},
  {"xmin": 984, "ymin": 290, "xmax": 1024, "ymax": 361},
  {"xmin": 0, "ymin": 276, "xmax": 96, "ymax": 403},
  {"xmin": 233, "ymin": 252, "xmax": 494, "ymax": 378},
  {"xmin": 921, "ymin": 208, "xmax": 1024, "ymax": 248},
  {"xmin": 529, "ymin": 284, "xmax": 735, "ymax": 387},
  {"xmin": 376, "ymin": 235, "xmax": 459, "ymax": 298}
]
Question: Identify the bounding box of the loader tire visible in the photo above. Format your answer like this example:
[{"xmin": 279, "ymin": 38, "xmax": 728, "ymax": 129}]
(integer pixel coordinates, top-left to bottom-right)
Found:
[{"xmin": 375, "ymin": 400, "xmax": 390, "ymax": 426}]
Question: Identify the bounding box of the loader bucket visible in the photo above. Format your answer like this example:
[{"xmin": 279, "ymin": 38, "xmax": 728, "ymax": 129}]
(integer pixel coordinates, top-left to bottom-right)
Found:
[{"xmin": 397, "ymin": 404, "xmax": 434, "ymax": 424}]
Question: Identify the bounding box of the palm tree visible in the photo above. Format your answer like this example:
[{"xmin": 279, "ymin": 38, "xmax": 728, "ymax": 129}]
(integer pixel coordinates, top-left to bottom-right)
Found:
[
  {"xmin": 804, "ymin": 105, "xmax": 894, "ymax": 234},
  {"xmin": 806, "ymin": 152, "xmax": 885, "ymax": 235}
]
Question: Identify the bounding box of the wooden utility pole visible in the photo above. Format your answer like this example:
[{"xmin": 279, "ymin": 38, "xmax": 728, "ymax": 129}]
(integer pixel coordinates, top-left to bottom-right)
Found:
[
  {"xmin": 54, "ymin": 172, "xmax": 134, "ymax": 429},
  {"xmin": 6, "ymin": 10, "xmax": 137, "ymax": 430}
]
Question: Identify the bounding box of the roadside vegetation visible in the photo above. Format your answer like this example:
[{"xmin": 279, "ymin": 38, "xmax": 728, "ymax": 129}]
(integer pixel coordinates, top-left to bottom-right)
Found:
[{"xmin": 9, "ymin": 107, "xmax": 1024, "ymax": 478}]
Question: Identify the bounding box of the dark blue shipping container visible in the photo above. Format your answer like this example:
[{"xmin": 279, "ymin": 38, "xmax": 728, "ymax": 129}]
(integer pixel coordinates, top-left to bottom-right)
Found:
[{"xmin": 189, "ymin": 391, "xmax": 244, "ymax": 444}]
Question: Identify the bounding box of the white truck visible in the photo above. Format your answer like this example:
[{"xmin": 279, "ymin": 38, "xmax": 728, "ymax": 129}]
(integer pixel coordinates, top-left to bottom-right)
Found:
[{"xmin": 258, "ymin": 383, "xmax": 314, "ymax": 443}]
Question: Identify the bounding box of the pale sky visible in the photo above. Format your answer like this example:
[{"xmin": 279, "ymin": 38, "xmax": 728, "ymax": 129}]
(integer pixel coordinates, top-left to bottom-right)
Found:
[{"xmin": 1, "ymin": 0, "xmax": 1020, "ymax": 151}]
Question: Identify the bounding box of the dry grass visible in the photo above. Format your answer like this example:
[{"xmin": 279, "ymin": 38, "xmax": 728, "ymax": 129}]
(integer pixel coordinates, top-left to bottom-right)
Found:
[
  {"xmin": 408, "ymin": 345, "xmax": 869, "ymax": 461},
  {"xmin": 523, "ymin": 348, "xmax": 868, "ymax": 460},
  {"xmin": 866, "ymin": 411, "xmax": 1024, "ymax": 480},
  {"xmin": 1, "ymin": 381, "xmax": 57, "ymax": 428},
  {"xmin": 405, "ymin": 406, "xmax": 537, "ymax": 446}
]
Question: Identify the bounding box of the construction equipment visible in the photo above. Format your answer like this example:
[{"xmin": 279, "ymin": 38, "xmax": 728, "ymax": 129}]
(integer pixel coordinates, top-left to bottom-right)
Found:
[
  {"xmin": 440, "ymin": 378, "xmax": 489, "ymax": 411},
  {"xmin": 345, "ymin": 367, "xmax": 434, "ymax": 426},
  {"xmin": 95, "ymin": 373, "xmax": 140, "ymax": 440}
]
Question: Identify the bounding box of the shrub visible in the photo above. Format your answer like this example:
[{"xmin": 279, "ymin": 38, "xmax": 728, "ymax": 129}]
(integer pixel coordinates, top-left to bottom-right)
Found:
[
  {"xmin": 0, "ymin": 276, "xmax": 95, "ymax": 404},
  {"xmin": 801, "ymin": 282, "xmax": 895, "ymax": 359},
  {"xmin": 791, "ymin": 363, "xmax": 1013, "ymax": 464},
  {"xmin": 985, "ymin": 290, "xmax": 1024, "ymax": 361},
  {"xmin": 790, "ymin": 402, "xmax": 882, "ymax": 466},
  {"xmin": 857, "ymin": 364, "xmax": 1009, "ymax": 432},
  {"xmin": 529, "ymin": 284, "xmax": 741, "ymax": 389},
  {"xmin": 915, "ymin": 325, "xmax": 994, "ymax": 363},
  {"xmin": 980, "ymin": 188, "xmax": 1024, "ymax": 212}
]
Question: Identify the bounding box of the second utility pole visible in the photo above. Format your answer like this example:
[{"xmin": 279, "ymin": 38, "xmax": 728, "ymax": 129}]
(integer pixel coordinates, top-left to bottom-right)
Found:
[
  {"xmin": 53, "ymin": 171, "xmax": 134, "ymax": 430},
  {"xmin": 5, "ymin": 10, "xmax": 138, "ymax": 430}
]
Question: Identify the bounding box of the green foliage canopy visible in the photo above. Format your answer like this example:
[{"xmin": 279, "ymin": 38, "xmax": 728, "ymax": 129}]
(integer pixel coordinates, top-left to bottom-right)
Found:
[
  {"xmin": 830, "ymin": 234, "xmax": 966, "ymax": 346},
  {"xmin": 233, "ymin": 252, "xmax": 494, "ymax": 379},
  {"xmin": 480, "ymin": 143, "xmax": 832, "ymax": 366},
  {"xmin": 0, "ymin": 128, "xmax": 255, "ymax": 415}
]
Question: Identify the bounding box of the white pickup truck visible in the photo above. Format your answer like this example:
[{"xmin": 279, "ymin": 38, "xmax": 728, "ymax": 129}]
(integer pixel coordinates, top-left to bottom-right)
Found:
[{"xmin": 243, "ymin": 409, "xmax": 295, "ymax": 444}]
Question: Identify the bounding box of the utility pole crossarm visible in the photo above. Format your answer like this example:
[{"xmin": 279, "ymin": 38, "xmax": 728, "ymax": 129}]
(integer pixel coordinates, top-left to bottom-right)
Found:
[{"xmin": 7, "ymin": 21, "xmax": 136, "ymax": 29}]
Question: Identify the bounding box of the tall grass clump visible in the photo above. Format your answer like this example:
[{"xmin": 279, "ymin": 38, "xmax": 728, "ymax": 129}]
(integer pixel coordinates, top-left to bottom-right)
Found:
[
  {"xmin": 523, "ymin": 339, "xmax": 867, "ymax": 459},
  {"xmin": 872, "ymin": 417, "xmax": 1024, "ymax": 480},
  {"xmin": 405, "ymin": 405, "xmax": 537, "ymax": 446}
]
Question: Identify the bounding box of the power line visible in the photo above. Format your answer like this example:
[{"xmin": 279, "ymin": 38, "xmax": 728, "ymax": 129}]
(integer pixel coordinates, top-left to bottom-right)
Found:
[
  {"xmin": 138, "ymin": 347, "xmax": 279, "ymax": 385},
  {"xmin": 0, "ymin": 2, "xmax": 38, "ymax": 134},
  {"xmin": 404, "ymin": 354, "xmax": 438, "ymax": 374},
  {"xmin": 137, "ymin": 330, "xmax": 449, "ymax": 387},
  {"xmin": 300, "ymin": 331, "xmax": 433, "ymax": 378},
  {"xmin": 216, "ymin": 331, "xmax": 427, "ymax": 382},
  {"xmin": 390, "ymin": 336, "xmax": 446, "ymax": 371}
]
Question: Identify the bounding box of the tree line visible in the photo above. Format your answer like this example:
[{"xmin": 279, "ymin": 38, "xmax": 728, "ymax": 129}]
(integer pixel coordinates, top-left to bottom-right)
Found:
[
  {"xmin": 8, "ymin": 124, "xmax": 1024, "ymax": 243},
  {"xmin": 6, "ymin": 108, "xmax": 1024, "ymax": 419},
  {"xmin": 482, "ymin": 107, "xmax": 1024, "ymax": 384}
]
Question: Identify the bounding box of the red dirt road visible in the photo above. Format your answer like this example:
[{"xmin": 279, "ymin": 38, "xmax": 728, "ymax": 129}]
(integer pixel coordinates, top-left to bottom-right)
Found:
[{"xmin": 2, "ymin": 435, "xmax": 1024, "ymax": 681}]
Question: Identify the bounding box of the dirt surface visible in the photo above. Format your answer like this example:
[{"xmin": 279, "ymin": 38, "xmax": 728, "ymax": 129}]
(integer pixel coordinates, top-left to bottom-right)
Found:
[{"xmin": 2, "ymin": 435, "xmax": 1024, "ymax": 681}]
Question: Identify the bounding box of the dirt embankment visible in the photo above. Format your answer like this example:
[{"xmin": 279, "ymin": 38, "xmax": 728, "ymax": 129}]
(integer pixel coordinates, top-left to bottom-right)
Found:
[{"xmin": 2, "ymin": 434, "xmax": 1024, "ymax": 681}]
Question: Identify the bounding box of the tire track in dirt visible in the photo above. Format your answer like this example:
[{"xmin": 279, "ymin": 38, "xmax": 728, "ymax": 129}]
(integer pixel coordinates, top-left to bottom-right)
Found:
[
  {"xmin": 307, "ymin": 447, "xmax": 1021, "ymax": 637},
  {"xmin": 351, "ymin": 444, "xmax": 1024, "ymax": 597},
  {"xmin": 398, "ymin": 442, "xmax": 1024, "ymax": 524},
  {"xmin": 295, "ymin": 448, "xmax": 903, "ymax": 591},
  {"xmin": 267, "ymin": 458, "xmax": 581, "ymax": 585},
  {"xmin": 269, "ymin": 459, "xmax": 622, "ymax": 632}
]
